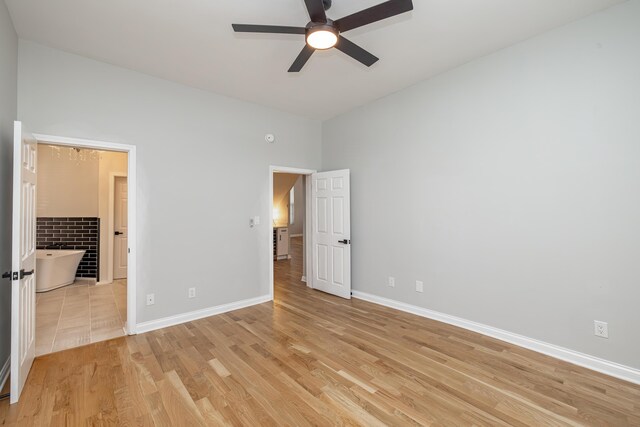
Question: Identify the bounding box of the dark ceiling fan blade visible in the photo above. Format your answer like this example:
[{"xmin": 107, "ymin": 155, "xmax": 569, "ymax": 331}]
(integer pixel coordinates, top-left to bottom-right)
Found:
[
  {"xmin": 288, "ymin": 45, "xmax": 316, "ymax": 72},
  {"xmin": 232, "ymin": 24, "xmax": 306, "ymax": 35},
  {"xmin": 335, "ymin": 36, "xmax": 379, "ymax": 67},
  {"xmin": 335, "ymin": 0, "xmax": 413, "ymax": 33},
  {"xmin": 304, "ymin": 0, "xmax": 327, "ymax": 23}
]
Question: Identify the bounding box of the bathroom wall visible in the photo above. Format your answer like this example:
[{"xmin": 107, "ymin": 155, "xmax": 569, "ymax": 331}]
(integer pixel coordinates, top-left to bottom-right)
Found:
[
  {"xmin": 36, "ymin": 217, "xmax": 99, "ymax": 278},
  {"xmin": 37, "ymin": 144, "xmax": 99, "ymax": 217},
  {"xmin": 37, "ymin": 145, "xmax": 127, "ymax": 281},
  {"xmin": 0, "ymin": 0, "xmax": 18, "ymax": 378}
]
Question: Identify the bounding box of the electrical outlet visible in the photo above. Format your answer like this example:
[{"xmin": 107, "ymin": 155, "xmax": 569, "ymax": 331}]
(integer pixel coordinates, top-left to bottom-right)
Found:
[
  {"xmin": 416, "ymin": 280, "xmax": 424, "ymax": 293},
  {"xmin": 594, "ymin": 320, "xmax": 608, "ymax": 338},
  {"xmin": 388, "ymin": 277, "xmax": 395, "ymax": 287},
  {"xmin": 146, "ymin": 293, "xmax": 155, "ymax": 306},
  {"xmin": 188, "ymin": 287, "xmax": 196, "ymax": 299}
]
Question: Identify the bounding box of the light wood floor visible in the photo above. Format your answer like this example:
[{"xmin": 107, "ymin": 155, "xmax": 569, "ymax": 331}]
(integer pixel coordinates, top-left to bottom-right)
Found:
[{"xmin": 1, "ymin": 237, "xmax": 639, "ymax": 425}]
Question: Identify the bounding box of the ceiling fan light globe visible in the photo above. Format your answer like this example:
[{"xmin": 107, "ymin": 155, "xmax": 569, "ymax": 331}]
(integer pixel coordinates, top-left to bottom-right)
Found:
[{"xmin": 307, "ymin": 30, "xmax": 338, "ymax": 50}]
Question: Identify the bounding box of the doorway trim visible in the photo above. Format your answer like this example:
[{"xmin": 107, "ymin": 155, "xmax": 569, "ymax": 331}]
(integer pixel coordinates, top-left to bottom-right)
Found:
[
  {"xmin": 33, "ymin": 133, "xmax": 138, "ymax": 334},
  {"xmin": 269, "ymin": 165, "xmax": 315, "ymax": 301}
]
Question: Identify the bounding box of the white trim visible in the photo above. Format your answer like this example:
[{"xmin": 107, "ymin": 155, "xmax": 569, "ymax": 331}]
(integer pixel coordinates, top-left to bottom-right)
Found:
[
  {"xmin": 34, "ymin": 133, "xmax": 137, "ymax": 335},
  {"xmin": 352, "ymin": 291, "xmax": 640, "ymax": 386},
  {"xmin": 304, "ymin": 175, "xmax": 312, "ymax": 288},
  {"xmin": 32, "ymin": 134, "xmax": 133, "ymax": 152},
  {"xmin": 0, "ymin": 357, "xmax": 9, "ymax": 393},
  {"xmin": 269, "ymin": 166, "xmax": 316, "ymax": 300},
  {"xmin": 136, "ymin": 295, "xmax": 271, "ymax": 334},
  {"xmin": 301, "ymin": 276, "xmax": 307, "ymax": 283}
]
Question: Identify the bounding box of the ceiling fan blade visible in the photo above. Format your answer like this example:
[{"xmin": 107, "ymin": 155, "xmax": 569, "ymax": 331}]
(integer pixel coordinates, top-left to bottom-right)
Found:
[
  {"xmin": 335, "ymin": 0, "xmax": 413, "ymax": 33},
  {"xmin": 232, "ymin": 24, "xmax": 306, "ymax": 35},
  {"xmin": 288, "ymin": 45, "xmax": 316, "ymax": 72},
  {"xmin": 335, "ymin": 36, "xmax": 379, "ymax": 67},
  {"xmin": 304, "ymin": 0, "xmax": 327, "ymax": 23}
]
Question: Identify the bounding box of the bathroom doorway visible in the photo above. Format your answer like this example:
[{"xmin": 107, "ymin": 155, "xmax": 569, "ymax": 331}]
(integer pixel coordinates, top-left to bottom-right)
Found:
[{"xmin": 33, "ymin": 142, "xmax": 130, "ymax": 356}]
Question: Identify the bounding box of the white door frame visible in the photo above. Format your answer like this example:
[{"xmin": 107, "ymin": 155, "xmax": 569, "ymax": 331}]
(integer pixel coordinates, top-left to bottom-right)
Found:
[
  {"xmin": 108, "ymin": 173, "xmax": 128, "ymax": 283},
  {"xmin": 33, "ymin": 133, "xmax": 138, "ymax": 334},
  {"xmin": 269, "ymin": 166, "xmax": 315, "ymax": 300}
]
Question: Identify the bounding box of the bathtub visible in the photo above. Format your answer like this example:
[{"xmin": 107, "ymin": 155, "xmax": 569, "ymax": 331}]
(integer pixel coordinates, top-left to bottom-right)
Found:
[{"xmin": 35, "ymin": 249, "xmax": 86, "ymax": 292}]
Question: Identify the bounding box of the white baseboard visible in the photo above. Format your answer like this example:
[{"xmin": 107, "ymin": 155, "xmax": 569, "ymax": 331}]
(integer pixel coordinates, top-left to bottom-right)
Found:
[
  {"xmin": 352, "ymin": 291, "xmax": 640, "ymax": 385},
  {"xmin": 0, "ymin": 357, "xmax": 9, "ymax": 393},
  {"xmin": 136, "ymin": 294, "xmax": 272, "ymax": 334},
  {"xmin": 301, "ymin": 276, "xmax": 307, "ymax": 283}
]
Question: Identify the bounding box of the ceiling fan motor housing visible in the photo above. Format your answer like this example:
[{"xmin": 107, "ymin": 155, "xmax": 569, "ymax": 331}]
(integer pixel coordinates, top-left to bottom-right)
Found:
[
  {"xmin": 306, "ymin": 20, "xmax": 339, "ymax": 49},
  {"xmin": 323, "ymin": 0, "xmax": 332, "ymax": 11}
]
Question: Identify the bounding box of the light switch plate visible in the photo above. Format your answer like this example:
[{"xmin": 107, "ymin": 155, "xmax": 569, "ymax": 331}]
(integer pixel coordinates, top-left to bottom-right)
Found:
[{"xmin": 416, "ymin": 281, "xmax": 424, "ymax": 293}]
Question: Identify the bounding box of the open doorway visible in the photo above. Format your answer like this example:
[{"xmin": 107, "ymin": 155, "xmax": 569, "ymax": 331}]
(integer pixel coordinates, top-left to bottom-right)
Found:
[
  {"xmin": 269, "ymin": 166, "xmax": 315, "ymax": 300},
  {"xmin": 33, "ymin": 143, "xmax": 128, "ymax": 356}
]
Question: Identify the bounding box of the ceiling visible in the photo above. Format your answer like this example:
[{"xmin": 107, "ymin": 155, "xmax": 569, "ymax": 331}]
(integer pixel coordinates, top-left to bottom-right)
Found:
[{"xmin": 5, "ymin": 0, "xmax": 625, "ymax": 119}]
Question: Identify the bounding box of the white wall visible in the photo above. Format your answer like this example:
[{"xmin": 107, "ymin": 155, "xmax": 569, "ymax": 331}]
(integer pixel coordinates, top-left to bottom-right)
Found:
[
  {"xmin": 322, "ymin": 0, "xmax": 640, "ymax": 370},
  {"xmin": 37, "ymin": 144, "xmax": 99, "ymax": 217},
  {"xmin": 18, "ymin": 41, "xmax": 322, "ymax": 324},
  {"xmin": 290, "ymin": 175, "xmax": 305, "ymax": 236},
  {"xmin": 272, "ymin": 173, "xmax": 299, "ymax": 227},
  {"xmin": 0, "ymin": 0, "xmax": 18, "ymax": 372}
]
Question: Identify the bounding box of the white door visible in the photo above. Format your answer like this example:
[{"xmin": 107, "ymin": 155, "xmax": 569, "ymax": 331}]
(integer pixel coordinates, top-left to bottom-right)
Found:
[
  {"xmin": 311, "ymin": 170, "xmax": 351, "ymax": 299},
  {"xmin": 113, "ymin": 176, "xmax": 128, "ymax": 279},
  {"xmin": 10, "ymin": 121, "xmax": 37, "ymax": 404}
]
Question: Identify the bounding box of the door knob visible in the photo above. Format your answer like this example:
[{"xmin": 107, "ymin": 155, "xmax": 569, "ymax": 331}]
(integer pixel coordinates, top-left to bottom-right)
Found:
[
  {"xmin": 2, "ymin": 271, "xmax": 11, "ymax": 280},
  {"xmin": 115, "ymin": 231, "xmax": 123, "ymax": 236},
  {"xmin": 338, "ymin": 239, "xmax": 351, "ymax": 244},
  {"xmin": 19, "ymin": 269, "xmax": 34, "ymax": 279}
]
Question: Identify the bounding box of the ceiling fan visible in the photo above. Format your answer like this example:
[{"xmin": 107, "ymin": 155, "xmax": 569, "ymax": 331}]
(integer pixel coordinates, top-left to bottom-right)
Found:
[{"xmin": 232, "ymin": 0, "xmax": 414, "ymax": 72}]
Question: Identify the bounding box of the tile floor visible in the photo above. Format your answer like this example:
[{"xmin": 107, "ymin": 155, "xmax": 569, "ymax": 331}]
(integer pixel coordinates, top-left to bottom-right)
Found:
[{"xmin": 35, "ymin": 279, "xmax": 127, "ymax": 356}]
